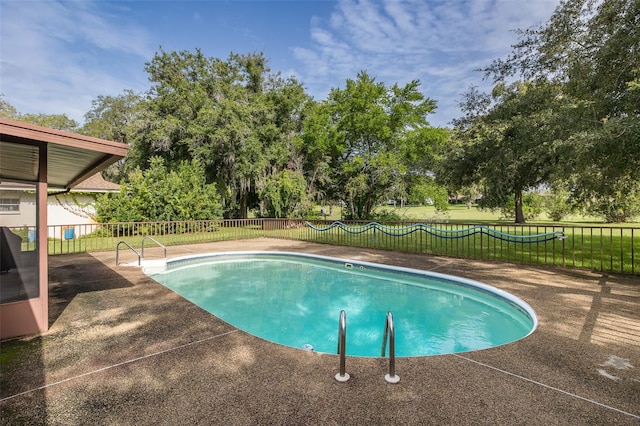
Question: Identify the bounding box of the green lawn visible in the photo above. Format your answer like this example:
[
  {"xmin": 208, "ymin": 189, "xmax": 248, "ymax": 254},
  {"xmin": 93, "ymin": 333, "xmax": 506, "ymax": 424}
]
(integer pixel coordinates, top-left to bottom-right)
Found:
[
  {"xmin": 318, "ymin": 204, "xmax": 638, "ymax": 227},
  {"xmin": 46, "ymin": 226, "xmax": 263, "ymax": 256},
  {"xmin": 26, "ymin": 214, "xmax": 638, "ymax": 276},
  {"xmin": 283, "ymin": 219, "xmax": 639, "ymax": 275}
]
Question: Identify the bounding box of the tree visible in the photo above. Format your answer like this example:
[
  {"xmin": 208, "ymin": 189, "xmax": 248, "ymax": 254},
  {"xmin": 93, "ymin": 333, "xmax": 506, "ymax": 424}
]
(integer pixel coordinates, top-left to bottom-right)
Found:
[
  {"xmin": 579, "ymin": 177, "xmax": 640, "ymax": 222},
  {"xmin": 95, "ymin": 157, "xmax": 222, "ymax": 223},
  {"xmin": 0, "ymin": 95, "xmax": 19, "ymax": 119},
  {"xmin": 301, "ymin": 71, "xmax": 441, "ymax": 220},
  {"xmin": 406, "ymin": 176, "xmax": 449, "ymax": 212},
  {"xmin": 498, "ymin": 192, "xmax": 545, "ymax": 222},
  {"xmin": 0, "ymin": 97, "xmax": 79, "ymax": 131},
  {"xmin": 18, "ymin": 113, "xmax": 78, "ymax": 131},
  {"xmin": 401, "ymin": 125, "xmax": 449, "ymax": 211},
  {"xmin": 133, "ymin": 49, "xmax": 309, "ymax": 219},
  {"xmin": 484, "ymin": 0, "xmax": 640, "ymax": 221},
  {"xmin": 254, "ymin": 73, "xmax": 312, "ymax": 216},
  {"xmin": 443, "ymin": 81, "xmax": 566, "ymax": 223},
  {"xmin": 82, "ymin": 90, "xmax": 144, "ymax": 182},
  {"xmin": 259, "ymin": 169, "xmax": 309, "ymax": 218},
  {"xmin": 544, "ymin": 184, "xmax": 576, "ymax": 222},
  {"xmin": 296, "ymin": 100, "xmax": 337, "ymax": 206}
]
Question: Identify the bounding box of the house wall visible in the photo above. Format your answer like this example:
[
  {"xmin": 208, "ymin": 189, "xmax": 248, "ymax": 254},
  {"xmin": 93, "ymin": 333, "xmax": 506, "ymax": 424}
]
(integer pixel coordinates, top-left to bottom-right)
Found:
[
  {"xmin": 0, "ymin": 190, "xmax": 36, "ymax": 228},
  {"xmin": 48, "ymin": 193, "xmax": 98, "ymax": 226},
  {"xmin": 0, "ymin": 190, "xmax": 36, "ymax": 229},
  {"xmin": 1, "ymin": 190, "xmax": 98, "ymax": 238}
]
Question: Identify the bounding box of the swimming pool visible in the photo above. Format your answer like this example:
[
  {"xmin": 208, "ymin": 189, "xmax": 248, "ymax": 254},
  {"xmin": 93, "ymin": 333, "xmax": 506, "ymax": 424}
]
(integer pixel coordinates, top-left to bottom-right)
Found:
[{"xmin": 149, "ymin": 252, "xmax": 537, "ymax": 357}]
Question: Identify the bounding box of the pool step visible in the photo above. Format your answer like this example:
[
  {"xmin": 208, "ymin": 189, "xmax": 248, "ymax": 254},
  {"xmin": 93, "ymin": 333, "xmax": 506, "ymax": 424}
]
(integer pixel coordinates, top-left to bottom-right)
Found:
[
  {"xmin": 119, "ymin": 258, "xmax": 166, "ymax": 270},
  {"xmin": 141, "ymin": 258, "xmax": 167, "ymax": 274},
  {"xmin": 116, "ymin": 237, "xmax": 167, "ymax": 273}
]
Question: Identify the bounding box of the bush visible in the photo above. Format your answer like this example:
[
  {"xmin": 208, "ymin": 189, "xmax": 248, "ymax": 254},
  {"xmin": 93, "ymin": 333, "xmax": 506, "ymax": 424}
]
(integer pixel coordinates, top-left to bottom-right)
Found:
[
  {"xmin": 259, "ymin": 169, "xmax": 308, "ymax": 218},
  {"xmin": 545, "ymin": 190, "xmax": 575, "ymax": 222},
  {"xmin": 372, "ymin": 208, "xmax": 402, "ymax": 222},
  {"xmin": 578, "ymin": 180, "xmax": 640, "ymax": 223},
  {"xmin": 587, "ymin": 197, "xmax": 640, "ymax": 223},
  {"xmin": 499, "ymin": 193, "xmax": 544, "ymax": 221},
  {"xmin": 95, "ymin": 157, "xmax": 222, "ymax": 224}
]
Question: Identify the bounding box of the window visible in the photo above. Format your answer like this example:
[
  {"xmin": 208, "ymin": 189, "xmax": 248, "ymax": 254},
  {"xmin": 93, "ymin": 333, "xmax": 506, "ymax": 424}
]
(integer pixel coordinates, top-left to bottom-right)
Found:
[{"xmin": 0, "ymin": 197, "xmax": 20, "ymax": 213}]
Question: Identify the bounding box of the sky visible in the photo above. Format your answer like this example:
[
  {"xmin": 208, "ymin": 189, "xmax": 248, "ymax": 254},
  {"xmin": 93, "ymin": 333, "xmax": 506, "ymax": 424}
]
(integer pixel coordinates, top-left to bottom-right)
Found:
[{"xmin": 0, "ymin": 0, "xmax": 561, "ymax": 128}]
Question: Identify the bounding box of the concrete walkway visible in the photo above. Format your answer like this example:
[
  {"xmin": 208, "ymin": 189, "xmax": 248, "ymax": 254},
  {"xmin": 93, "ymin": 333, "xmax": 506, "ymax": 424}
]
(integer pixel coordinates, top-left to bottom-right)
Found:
[{"xmin": 1, "ymin": 238, "xmax": 639, "ymax": 425}]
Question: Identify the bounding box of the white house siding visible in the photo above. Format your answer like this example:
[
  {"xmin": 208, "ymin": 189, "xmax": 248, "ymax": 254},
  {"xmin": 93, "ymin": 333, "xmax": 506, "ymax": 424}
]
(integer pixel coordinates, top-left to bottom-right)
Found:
[
  {"xmin": 0, "ymin": 189, "xmax": 36, "ymax": 229},
  {"xmin": 47, "ymin": 193, "xmax": 99, "ymax": 239},
  {"xmin": 1, "ymin": 190, "xmax": 99, "ymax": 239}
]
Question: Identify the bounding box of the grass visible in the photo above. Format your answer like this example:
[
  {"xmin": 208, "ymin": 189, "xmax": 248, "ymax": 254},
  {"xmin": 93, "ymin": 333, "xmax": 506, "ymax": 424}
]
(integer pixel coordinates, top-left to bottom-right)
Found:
[
  {"xmin": 24, "ymin": 214, "xmax": 638, "ymax": 276},
  {"xmin": 269, "ymin": 220, "xmax": 640, "ymax": 275},
  {"xmin": 318, "ymin": 204, "xmax": 639, "ymax": 227},
  {"xmin": 46, "ymin": 226, "xmax": 263, "ymax": 256}
]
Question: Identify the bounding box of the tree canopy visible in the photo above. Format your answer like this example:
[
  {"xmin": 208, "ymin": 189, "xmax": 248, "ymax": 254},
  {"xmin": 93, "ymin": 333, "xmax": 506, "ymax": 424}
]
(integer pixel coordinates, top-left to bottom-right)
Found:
[
  {"xmin": 443, "ymin": 81, "xmax": 567, "ymax": 222},
  {"xmin": 81, "ymin": 90, "xmax": 144, "ymax": 183},
  {"xmin": 443, "ymin": 0, "xmax": 640, "ymax": 222},
  {"xmin": 301, "ymin": 71, "xmax": 444, "ymax": 219},
  {"xmin": 128, "ymin": 49, "xmax": 311, "ymax": 219},
  {"xmin": 1, "ymin": 95, "xmax": 79, "ymax": 131},
  {"xmin": 495, "ymin": 0, "xmax": 638, "ymax": 219}
]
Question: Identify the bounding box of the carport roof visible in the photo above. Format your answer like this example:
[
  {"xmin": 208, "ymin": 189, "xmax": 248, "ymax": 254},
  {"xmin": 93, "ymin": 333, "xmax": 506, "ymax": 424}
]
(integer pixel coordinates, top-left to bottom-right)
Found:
[{"xmin": 0, "ymin": 118, "xmax": 129, "ymax": 189}]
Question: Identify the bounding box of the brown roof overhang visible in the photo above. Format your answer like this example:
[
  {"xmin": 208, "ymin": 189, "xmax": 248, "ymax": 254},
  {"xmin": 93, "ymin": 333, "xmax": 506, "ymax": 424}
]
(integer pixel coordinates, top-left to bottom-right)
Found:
[{"xmin": 0, "ymin": 118, "xmax": 129, "ymax": 189}]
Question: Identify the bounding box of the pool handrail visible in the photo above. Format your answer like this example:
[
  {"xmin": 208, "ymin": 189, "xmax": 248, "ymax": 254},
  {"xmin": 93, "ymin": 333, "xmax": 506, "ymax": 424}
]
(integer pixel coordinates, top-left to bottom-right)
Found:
[
  {"xmin": 335, "ymin": 310, "xmax": 350, "ymax": 382},
  {"xmin": 116, "ymin": 241, "xmax": 141, "ymax": 266},
  {"xmin": 381, "ymin": 311, "xmax": 400, "ymax": 383},
  {"xmin": 141, "ymin": 236, "xmax": 167, "ymax": 259}
]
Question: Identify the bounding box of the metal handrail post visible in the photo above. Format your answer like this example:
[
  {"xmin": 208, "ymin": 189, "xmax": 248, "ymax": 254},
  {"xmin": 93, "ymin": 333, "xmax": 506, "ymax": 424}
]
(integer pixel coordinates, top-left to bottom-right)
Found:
[
  {"xmin": 141, "ymin": 236, "xmax": 167, "ymax": 259},
  {"xmin": 335, "ymin": 310, "xmax": 350, "ymax": 382},
  {"xmin": 116, "ymin": 241, "xmax": 141, "ymax": 266},
  {"xmin": 381, "ymin": 311, "xmax": 400, "ymax": 383}
]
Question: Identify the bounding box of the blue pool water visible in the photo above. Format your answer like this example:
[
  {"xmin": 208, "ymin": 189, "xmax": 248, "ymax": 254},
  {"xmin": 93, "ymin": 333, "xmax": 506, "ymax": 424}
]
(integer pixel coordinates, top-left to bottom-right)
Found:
[{"xmin": 150, "ymin": 252, "xmax": 537, "ymax": 357}]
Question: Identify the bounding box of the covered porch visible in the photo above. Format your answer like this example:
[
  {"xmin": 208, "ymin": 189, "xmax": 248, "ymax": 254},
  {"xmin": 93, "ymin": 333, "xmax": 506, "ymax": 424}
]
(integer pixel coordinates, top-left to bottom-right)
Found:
[{"xmin": 0, "ymin": 118, "xmax": 128, "ymax": 338}]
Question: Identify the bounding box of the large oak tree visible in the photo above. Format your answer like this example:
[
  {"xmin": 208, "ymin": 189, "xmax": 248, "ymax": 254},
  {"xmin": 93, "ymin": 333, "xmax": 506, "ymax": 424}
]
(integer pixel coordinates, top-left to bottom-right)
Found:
[
  {"xmin": 129, "ymin": 49, "xmax": 310, "ymax": 218},
  {"xmin": 484, "ymin": 0, "xmax": 640, "ymax": 221},
  {"xmin": 443, "ymin": 81, "xmax": 567, "ymax": 223}
]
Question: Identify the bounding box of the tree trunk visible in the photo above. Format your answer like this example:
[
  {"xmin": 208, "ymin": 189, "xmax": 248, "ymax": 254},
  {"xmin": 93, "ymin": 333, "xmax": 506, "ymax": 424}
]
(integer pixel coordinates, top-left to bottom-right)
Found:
[
  {"xmin": 240, "ymin": 189, "xmax": 249, "ymax": 219},
  {"xmin": 514, "ymin": 191, "xmax": 526, "ymax": 224}
]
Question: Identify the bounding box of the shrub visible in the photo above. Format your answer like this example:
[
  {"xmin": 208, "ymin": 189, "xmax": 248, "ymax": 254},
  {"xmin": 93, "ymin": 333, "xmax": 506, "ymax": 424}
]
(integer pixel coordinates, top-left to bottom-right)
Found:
[
  {"xmin": 259, "ymin": 170, "xmax": 308, "ymax": 218},
  {"xmin": 545, "ymin": 190, "xmax": 575, "ymax": 222},
  {"xmin": 499, "ymin": 193, "xmax": 544, "ymax": 221},
  {"xmin": 95, "ymin": 157, "xmax": 222, "ymax": 224}
]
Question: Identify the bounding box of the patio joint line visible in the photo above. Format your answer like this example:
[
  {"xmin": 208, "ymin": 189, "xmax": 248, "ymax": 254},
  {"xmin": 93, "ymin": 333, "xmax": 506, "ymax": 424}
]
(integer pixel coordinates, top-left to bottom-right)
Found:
[
  {"xmin": 455, "ymin": 354, "xmax": 640, "ymax": 420},
  {"xmin": 425, "ymin": 264, "xmax": 450, "ymax": 273},
  {"xmin": 0, "ymin": 329, "xmax": 239, "ymax": 403}
]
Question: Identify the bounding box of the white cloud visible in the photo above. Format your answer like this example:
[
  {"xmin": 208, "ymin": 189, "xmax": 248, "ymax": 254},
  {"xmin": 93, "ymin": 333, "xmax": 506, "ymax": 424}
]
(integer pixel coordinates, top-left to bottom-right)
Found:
[
  {"xmin": 0, "ymin": 0, "xmax": 561, "ymax": 129},
  {"xmin": 293, "ymin": 0, "xmax": 559, "ymax": 126},
  {"xmin": 0, "ymin": 1, "xmax": 153, "ymax": 123}
]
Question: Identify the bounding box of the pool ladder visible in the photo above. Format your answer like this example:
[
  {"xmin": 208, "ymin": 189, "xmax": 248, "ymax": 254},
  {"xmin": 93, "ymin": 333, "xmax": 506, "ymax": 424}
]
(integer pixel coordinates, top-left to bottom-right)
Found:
[
  {"xmin": 334, "ymin": 310, "xmax": 400, "ymax": 384},
  {"xmin": 335, "ymin": 310, "xmax": 349, "ymax": 382},
  {"xmin": 116, "ymin": 241, "xmax": 141, "ymax": 266},
  {"xmin": 381, "ymin": 311, "xmax": 400, "ymax": 383},
  {"xmin": 116, "ymin": 236, "xmax": 167, "ymax": 266}
]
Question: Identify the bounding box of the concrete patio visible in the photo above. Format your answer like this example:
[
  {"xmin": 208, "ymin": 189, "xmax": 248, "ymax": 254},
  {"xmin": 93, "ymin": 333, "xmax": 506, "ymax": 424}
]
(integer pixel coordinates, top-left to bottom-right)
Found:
[{"xmin": 1, "ymin": 238, "xmax": 639, "ymax": 425}]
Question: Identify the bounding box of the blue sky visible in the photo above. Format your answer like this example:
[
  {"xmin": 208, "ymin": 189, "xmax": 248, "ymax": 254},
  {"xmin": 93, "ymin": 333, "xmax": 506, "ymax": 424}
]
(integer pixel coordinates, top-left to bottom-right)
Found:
[{"xmin": 1, "ymin": 0, "xmax": 560, "ymax": 128}]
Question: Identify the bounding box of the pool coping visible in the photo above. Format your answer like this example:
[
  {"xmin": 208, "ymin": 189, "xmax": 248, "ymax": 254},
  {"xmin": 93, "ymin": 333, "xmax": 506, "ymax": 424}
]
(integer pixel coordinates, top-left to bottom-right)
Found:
[{"xmin": 1, "ymin": 238, "xmax": 639, "ymax": 424}]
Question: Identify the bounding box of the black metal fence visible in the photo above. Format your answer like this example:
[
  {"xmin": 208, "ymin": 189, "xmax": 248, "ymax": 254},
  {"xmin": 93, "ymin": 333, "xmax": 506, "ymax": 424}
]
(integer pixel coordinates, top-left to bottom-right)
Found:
[{"xmin": 10, "ymin": 219, "xmax": 639, "ymax": 275}]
